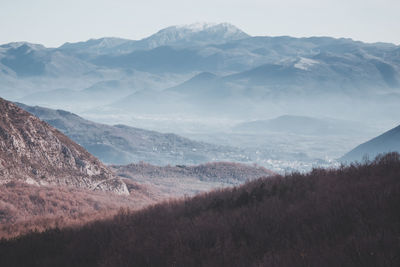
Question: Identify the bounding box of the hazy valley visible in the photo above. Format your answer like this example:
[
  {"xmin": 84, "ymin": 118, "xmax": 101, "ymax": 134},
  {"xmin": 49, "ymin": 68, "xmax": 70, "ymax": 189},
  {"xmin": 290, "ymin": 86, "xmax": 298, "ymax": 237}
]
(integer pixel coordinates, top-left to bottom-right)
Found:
[
  {"xmin": 2, "ymin": 23, "xmax": 399, "ymax": 172},
  {"xmin": 1, "ymin": 20, "xmax": 400, "ymax": 266}
]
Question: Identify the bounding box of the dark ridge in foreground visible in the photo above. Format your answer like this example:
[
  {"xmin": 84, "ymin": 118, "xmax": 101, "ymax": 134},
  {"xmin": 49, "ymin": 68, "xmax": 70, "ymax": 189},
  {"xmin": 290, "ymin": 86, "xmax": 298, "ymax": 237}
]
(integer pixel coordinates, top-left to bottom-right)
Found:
[{"xmin": 1, "ymin": 153, "xmax": 400, "ymax": 267}]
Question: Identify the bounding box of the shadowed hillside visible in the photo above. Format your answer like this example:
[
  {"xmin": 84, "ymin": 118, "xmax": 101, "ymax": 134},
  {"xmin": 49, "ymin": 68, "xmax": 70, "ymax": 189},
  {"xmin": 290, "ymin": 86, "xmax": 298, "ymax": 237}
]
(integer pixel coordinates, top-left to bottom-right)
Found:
[{"xmin": 1, "ymin": 153, "xmax": 399, "ymax": 267}]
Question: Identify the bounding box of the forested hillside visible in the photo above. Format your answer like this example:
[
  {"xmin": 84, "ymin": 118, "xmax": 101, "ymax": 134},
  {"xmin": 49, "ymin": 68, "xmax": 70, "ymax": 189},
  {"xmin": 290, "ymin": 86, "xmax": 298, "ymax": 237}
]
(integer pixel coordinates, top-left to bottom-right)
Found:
[{"xmin": 2, "ymin": 153, "xmax": 399, "ymax": 267}]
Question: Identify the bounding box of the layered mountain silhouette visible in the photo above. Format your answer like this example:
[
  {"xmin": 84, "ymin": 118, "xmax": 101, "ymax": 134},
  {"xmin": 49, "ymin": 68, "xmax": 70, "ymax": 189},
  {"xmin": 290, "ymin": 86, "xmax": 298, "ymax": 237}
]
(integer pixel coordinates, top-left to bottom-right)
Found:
[
  {"xmin": 16, "ymin": 102, "xmax": 250, "ymax": 165},
  {"xmin": 1, "ymin": 22, "xmax": 399, "ymax": 262},
  {"xmin": 1, "ymin": 22, "xmax": 399, "ymax": 168},
  {"xmin": 1, "ymin": 23, "xmax": 398, "ymax": 110},
  {"xmin": 341, "ymin": 124, "xmax": 400, "ymax": 162},
  {"xmin": 58, "ymin": 23, "xmax": 249, "ymax": 56},
  {"xmin": 0, "ymin": 97, "xmax": 128, "ymax": 194},
  {"xmin": 129, "ymin": 22, "xmax": 250, "ymax": 51},
  {"xmin": 233, "ymin": 115, "xmax": 371, "ymax": 136}
]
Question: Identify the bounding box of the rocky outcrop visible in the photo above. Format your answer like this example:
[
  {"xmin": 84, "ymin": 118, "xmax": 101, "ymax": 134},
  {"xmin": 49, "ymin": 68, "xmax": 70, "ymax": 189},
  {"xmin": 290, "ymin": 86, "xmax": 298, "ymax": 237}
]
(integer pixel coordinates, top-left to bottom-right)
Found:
[{"xmin": 0, "ymin": 97, "xmax": 128, "ymax": 195}]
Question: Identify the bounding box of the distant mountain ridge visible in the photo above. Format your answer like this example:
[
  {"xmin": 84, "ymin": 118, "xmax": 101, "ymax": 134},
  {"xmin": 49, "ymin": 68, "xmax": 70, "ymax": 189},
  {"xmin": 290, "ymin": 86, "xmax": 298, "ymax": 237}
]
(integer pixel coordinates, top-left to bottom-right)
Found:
[
  {"xmin": 1, "ymin": 22, "xmax": 399, "ymax": 133},
  {"xmin": 233, "ymin": 115, "xmax": 371, "ymax": 136},
  {"xmin": 16, "ymin": 102, "xmax": 250, "ymax": 166},
  {"xmin": 56, "ymin": 22, "xmax": 249, "ymax": 56},
  {"xmin": 137, "ymin": 22, "xmax": 250, "ymax": 49}
]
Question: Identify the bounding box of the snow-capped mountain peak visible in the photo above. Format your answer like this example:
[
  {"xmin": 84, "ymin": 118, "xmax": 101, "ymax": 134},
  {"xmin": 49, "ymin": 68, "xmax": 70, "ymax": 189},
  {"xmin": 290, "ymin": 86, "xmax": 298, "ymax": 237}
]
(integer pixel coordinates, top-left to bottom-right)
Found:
[
  {"xmin": 175, "ymin": 22, "xmax": 241, "ymax": 33},
  {"xmin": 177, "ymin": 22, "xmax": 220, "ymax": 32},
  {"xmin": 142, "ymin": 22, "xmax": 250, "ymax": 48},
  {"xmin": 0, "ymin": 42, "xmax": 46, "ymax": 51}
]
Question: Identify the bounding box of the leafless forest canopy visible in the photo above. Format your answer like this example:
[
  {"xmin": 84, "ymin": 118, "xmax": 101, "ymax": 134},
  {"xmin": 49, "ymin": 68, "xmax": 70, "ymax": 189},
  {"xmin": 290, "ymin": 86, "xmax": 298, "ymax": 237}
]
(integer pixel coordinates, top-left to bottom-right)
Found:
[{"xmin": 1, "ymin": 153, "xmax": 399, "ymax": 267}]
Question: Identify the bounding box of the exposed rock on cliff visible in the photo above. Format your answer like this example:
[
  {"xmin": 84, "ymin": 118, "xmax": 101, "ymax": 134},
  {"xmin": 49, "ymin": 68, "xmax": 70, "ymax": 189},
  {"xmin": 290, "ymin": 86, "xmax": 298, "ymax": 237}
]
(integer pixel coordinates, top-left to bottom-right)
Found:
[{"xmin": 0, "ymin": 97, "xmax": 128, "ymax": 195}]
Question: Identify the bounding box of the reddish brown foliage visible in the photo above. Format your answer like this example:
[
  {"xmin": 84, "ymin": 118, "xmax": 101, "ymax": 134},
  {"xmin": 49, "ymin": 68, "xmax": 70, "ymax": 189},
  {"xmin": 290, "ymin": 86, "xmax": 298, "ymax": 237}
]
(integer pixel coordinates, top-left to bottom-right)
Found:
[
  {"xmin": 1, "ymin": 153, "xmax": 400, "ymax": 267},
  {"xmin": 0, "ymin": 181, "xmax": 157, "ymax": 239}
]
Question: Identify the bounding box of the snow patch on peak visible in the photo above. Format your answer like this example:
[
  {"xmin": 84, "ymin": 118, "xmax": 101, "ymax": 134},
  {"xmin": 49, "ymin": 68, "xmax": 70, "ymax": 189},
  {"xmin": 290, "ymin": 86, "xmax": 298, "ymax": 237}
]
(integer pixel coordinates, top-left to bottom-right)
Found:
[
  {"xmin": 96, "ymin": 38, "xmax": 129, "ymax": 48},
  {"xmin": 144, "ymin": 22, "xmax": 249, "ymax": 48},
  {"xmin": 294, "ymin": 57, "xmax": 320, "ymax": 70},
  {"xmin": 175, "ymin": 22, "xmax": 240, "ymax": 32},
  {"xmin": 178, "ymin": 22, "xmax": 219, "ymax": 32},
  {"xmin": 174, "ymin": 22, "xmax": 247, "ymax": 35},
  {"xmin": 1, "ymin": 42, "xmax": 46, "ymax": 51}
]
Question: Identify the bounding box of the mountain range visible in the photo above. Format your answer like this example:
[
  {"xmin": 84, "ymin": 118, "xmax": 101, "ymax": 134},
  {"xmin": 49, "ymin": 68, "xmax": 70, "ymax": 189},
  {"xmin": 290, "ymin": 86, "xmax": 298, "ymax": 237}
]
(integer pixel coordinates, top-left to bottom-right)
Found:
[
  {"xmin": 1, "ymin": 22, "xmax": 399, "ymax": 125},
  {"xmin": 1, "ymin": 22, "xmax": 400, "ymax": 264},
  {"xmin": 1, "ymin": 22, "xmax": 399, "ymax": 171},
  {"xmin": 59, "ymin": 23, "xmax": 249, "ymax": 56}
]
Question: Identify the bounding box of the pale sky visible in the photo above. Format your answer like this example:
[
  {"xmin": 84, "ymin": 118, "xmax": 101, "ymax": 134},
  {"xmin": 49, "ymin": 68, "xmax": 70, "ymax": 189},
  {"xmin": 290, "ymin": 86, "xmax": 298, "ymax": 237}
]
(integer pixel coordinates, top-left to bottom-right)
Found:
[{"xmin": 1, "ymin": 0, "xmax": 399, "ymax": 47}]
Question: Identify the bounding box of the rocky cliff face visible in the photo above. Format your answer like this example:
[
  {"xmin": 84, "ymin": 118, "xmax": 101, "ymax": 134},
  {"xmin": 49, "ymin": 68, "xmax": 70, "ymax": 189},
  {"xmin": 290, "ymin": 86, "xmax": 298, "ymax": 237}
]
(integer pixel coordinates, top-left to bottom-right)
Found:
[{"xmin": 0, "ymin": 97, "xmax": 128, "ymax": 195}]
